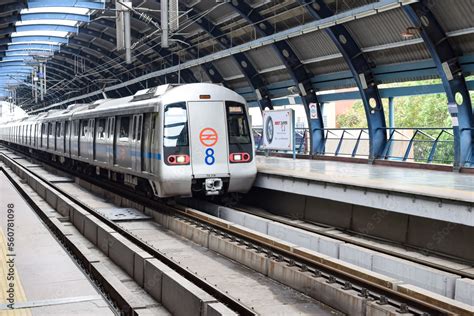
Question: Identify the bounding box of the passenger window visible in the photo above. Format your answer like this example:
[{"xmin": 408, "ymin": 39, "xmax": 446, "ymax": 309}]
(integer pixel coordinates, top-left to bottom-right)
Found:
[
  {"xmin": 72, "ymin": 121, "xmax": 79, "ymax": 137},
  {"xmin": 118, "ymin": 116, "xmax": 130, "ymax": 141},
  {"xmin": 56, "ymin": 123, "xmax": 61, "ymax": 137},
  {"xmin": 96, "ymin": 118, "xmax": 106, "ymax": 139},
  {"xmin": 132, "ymin": 116, "xmax": 137, "ymax": 140},
  {"xmin": 80, "ymin": 120, "xmax": 88, "ymax": 137},
  {"xmin": 137, "ymin": 116, "xmax": 142, "ymax": 141},
  {"xmin": 48, "ymin": 123, "xmax": 53, "ymax": 136},
  {"xmin": 108, "ymin": 118, "xmax": 115, "ymax": 138},
  {"xmin": 163, "ymin": 103, "xmax": 188, "ymax": 147},
  {"xmin": 226, "ymin": 102, "xmax": 251, "ymax": 144}
]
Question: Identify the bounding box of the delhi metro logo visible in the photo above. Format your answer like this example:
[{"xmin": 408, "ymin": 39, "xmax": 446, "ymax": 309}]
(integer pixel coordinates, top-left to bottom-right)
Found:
[{"xmin": 199, "ymin": 128, "xmax": 218, "ymax": 147}]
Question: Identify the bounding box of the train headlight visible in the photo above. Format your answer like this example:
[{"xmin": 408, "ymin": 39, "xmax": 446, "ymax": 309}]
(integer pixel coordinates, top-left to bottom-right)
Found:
[
  {"xmin": 230, "ymin": 153, "xmax": 250, "ymax": 163},
  {"xmin": 167, "ymin": 154, "xmax": 190, "ymax": 165}
]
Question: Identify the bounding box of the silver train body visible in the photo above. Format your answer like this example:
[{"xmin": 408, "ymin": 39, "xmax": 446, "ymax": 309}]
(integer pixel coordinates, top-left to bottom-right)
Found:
[{"xmin": 0, "ymin": 83, "xmax": 257, "ymax": 197}]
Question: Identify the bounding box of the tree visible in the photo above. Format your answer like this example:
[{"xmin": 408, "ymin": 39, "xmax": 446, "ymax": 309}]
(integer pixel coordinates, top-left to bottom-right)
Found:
[{"xmin": 336, "ymin": 80, "xmax": 457, "ymax": 163}]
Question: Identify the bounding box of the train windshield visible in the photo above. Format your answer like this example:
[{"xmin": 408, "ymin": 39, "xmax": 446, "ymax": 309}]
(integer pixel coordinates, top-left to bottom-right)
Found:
[
  {"xmin": 163, "ymin": 102, "xmax": 188, "ymax": 147},
  {"xmin": 226, "ymin": 101, "xmax": 251, "ymax": 144}
]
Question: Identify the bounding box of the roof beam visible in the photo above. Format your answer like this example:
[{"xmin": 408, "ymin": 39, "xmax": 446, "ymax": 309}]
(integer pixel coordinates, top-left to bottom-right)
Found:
[
  {"xmin": 228, "ymin": 1, "xmax": 324, "ymax": 154},
  {"xmin": 89, "ymin": 4, "xmax": 199, "ymax": 84},
  {"xmin": 31, "ymin": 1, "xmax": 434, "ymax": 111},
  {"xmin": 298, "ymin": 0, "xmax": 387, "ymax": 160},
  {"xmin": 0, "ymin": 2, "xmax": 27, "ymax": 14},
  {"xmin": 404, "ymin": 1, "xmax": 474, "ymax": 167},
  {"xmin": 188, "ymin": 8, "xmax": 272, "ymax": 110},
  {"xmin": 77, "ymin": 25, "xmax": 196, "ymax": 84}
]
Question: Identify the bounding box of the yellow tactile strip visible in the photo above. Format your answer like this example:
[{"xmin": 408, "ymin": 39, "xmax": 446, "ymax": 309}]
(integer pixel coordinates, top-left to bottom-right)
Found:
[{"xmin": 0, "ymin": 230, "xmax": 31, "ymax": 316}]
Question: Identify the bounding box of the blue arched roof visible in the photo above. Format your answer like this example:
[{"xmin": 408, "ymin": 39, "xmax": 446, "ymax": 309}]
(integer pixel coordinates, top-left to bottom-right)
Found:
[{"xmin": 0, "ymin": 0, "xmax": 103, "ymax": 98}]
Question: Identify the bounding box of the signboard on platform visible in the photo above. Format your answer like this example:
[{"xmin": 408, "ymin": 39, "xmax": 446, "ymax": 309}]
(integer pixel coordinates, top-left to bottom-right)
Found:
[{"xmin": 262, "ymin": 109, "xmax": 294, "ymax": 151}]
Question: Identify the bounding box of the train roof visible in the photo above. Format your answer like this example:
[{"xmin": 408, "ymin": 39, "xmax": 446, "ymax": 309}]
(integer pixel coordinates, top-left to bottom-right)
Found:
[{"xmin": 3, "ymin": 83, "xmax": 245, "ymax": 125}]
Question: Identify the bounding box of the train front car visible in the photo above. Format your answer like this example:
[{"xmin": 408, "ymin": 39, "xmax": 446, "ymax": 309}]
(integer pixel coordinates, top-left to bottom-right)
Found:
[{"xmin": 157, "ymin": 83, "xmax": 256, "ymax": 197}]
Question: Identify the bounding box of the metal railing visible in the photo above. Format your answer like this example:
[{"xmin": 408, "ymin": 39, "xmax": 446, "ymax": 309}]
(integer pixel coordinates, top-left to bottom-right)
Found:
[
  {"xmin": 252, "ymin": 127, "xmax": 455, "ymax": 165},
  {"xmin": 252, "ymin": 128, "xmax": 309, "ymax": 154},
  {"xmin": 381, "ymin": 127, "xmax": 454, "ymax": 165}
]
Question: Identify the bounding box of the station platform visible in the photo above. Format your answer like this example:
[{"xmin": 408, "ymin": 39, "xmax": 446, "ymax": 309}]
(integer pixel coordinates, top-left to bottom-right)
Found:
[
  {"xmin": 255, "ymin": 156, "xmax": 474, "ymax": 227},
  {"xmin": 0, "ymin": 170, "xmax": 114, "ymax": 315}
]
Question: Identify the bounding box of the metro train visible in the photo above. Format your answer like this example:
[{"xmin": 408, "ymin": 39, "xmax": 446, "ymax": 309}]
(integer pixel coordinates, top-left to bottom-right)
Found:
[{"xmin": 0, "ymin": 83, "xmax": 257, "ymax": 197}]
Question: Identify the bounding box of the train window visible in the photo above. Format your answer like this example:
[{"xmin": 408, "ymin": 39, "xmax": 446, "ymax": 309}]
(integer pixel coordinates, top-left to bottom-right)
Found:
[
  {"xmin": 96, "ymin": 118, "xmax": 106, "ymax": 139},
  {"xmin": 108, "ymin": 118, "xmax": 115, "ymax": 138},
  {"xmin": 137, "ymin": 116, "xmax": 142, "ymax": 141},
  {"xmin": 41, "ymin": 123, "xmax": 46, "ymax": 147},
  {"xmin": 80, "ymin": 120, "xmax": 88, "ymax": 137},
  {"xmin": 163, "ymin": 103, "xmax": 188, "ymax": 147},
  {"xmin": 118, "ymin": 116, "xmax": 130, "ymax": 141},
  {"xmin": 132, "ymin": 116, "xmax": 137, "ymax": 140},
  {"xmin": 226, "ymin": 102, "xmax": 251, "ymax": 144},
  {"xmin": 48, "ymin": 123, "xmax": 53, "ymax": 136},
  {"xmin": 65, "ymin": 121, "xmax": 69, "ymax": 138},
  {"xmin": 56, "ymin": 122, "xmax": 61, "ymax": 137},
  {"xmin": 72, "ymin": 121, "xmax": 79, "ymax": 136}
]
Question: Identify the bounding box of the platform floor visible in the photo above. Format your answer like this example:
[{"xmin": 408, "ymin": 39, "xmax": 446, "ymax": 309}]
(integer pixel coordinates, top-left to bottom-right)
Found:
[
  {"xmin": 0, "ymin": 171, "xmax": 114, "ymax": 315},
  {"xmin": 257, "ymin": 156, "xmax": 474, "ymax": 203}
]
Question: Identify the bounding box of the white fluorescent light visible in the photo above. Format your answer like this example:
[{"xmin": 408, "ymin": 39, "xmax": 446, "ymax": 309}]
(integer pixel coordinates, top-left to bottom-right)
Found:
[
  {"xmin": 12, "ymin": 31, "xmax": 69, "ymax": 38},
  {"xmin": 20, "ymin": 7, "xmax": 90, "ymax": 15},
  {"xmin": 9, "ymin": 41, "xmax": 62, "ymax": 46},
  {"xmin": 16, "ymin": 20, "xmax": 79, "ymax": 27}
]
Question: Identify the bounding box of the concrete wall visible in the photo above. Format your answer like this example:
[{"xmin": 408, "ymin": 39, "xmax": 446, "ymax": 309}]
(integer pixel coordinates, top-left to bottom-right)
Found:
[
  {"xmin": 243, "ymin": 187, "xmax": 474, "ymax": 262},
  {"xmin": 182, "ymin": 199, "xmax": 474, "ymax": 301}
]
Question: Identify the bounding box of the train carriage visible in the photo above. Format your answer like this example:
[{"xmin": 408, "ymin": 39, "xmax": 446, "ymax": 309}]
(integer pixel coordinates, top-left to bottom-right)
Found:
[{"xmin": 0, "ymin": 83, "xmax": 256, "ymax": 198}]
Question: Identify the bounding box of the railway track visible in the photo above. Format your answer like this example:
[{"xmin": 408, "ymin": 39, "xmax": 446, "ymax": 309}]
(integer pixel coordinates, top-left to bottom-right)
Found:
[
  {"xmin": 189, "ymin": 200, "xmax": 474, "ymax": 279},
  {"xmin": 1, "ymin": 145, "xmax": 473, "ymax": 315},
  {"xmin": 0, "ymin": 149, "xmax": 256, "ymax": 316}
]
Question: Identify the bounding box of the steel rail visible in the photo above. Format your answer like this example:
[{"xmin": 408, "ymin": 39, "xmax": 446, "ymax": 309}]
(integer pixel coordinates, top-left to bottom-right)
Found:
[{"xmin": 227, "ymin": 205, "xmax": 474, "ymax": 278}]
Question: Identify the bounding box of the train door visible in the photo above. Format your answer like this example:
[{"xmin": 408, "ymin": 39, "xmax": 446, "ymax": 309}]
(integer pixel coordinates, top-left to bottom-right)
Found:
[
  {"xmin": 55, "ymin": 122, "xmax": 60, "ymax": 151},
  {"xmin": 71, "ymin": 120, "xmax": 79, "ymax": 157},
  {"xmin": 33, "ymin": 124, "xmax": 37, "ymax": 147},
  {"xmin": 88, "ymin": 119, "xmax": 95, "ymax": 159},
  {"xmin": 131, "ymin": 114, "xmax": 143, "ymax": 172},
  {"xmin": 116, "ymin": 116, "xmax": 132, "ymax": 168},
  {"xmin": 64, "ymin": 121, "xmax": 69, "ymax": 155},
  {"xmin": 107, "ymin": 117, "xmax": 115, "ymax": 165},
  {"xmin": 187, "ymin": 101, "xmax": 230, "ymax": 178},
  {"xmin": 48, "ymin": 122, "xmax": 53, "ymax": 150},
  {"xmin": 78, "ymin": 120, "xmax": 85, "ymax": 157}
]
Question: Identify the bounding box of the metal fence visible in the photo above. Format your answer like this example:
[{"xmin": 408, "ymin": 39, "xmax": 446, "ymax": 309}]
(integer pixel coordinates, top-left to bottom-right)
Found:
[
  {"xmin": 252, "ymin": 128, "xmax": 309, "ymax": 154},
  {"xmin": 252, "ymin": 127, "xmax": 455, "ymax": 165}
]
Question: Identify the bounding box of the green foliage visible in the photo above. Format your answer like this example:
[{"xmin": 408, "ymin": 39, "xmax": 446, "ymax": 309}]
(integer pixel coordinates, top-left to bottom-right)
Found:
[
  {"xmin": 335, "ymin": 80, "xmax": 458, "ymax": 164},
  {"xmin": 336, "ymin": 101, "xmax": 366, "ymax": 128},
  {"xmin": 391, "ymin": 93, "xmax": 450, "ymax": 128},
  {"xmin": 337, "ymin": 80, "xmax": 452, "ymax": 129}
]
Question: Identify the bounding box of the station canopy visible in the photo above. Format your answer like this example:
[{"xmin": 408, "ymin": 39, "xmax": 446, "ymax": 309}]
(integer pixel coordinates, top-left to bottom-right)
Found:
[
  {"xmin": 0, "ymin": 0, "xmax": 472, "ymax": 110},
  {"xmin": 0, "ymin": 0, "xmax": 102, "ymax": 100}
]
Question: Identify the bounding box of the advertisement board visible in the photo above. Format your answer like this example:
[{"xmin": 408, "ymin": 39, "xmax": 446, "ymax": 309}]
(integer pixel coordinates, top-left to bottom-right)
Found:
[{"xmin": 262, "ymin": 109, "xmax": 294, "ymax": 151}]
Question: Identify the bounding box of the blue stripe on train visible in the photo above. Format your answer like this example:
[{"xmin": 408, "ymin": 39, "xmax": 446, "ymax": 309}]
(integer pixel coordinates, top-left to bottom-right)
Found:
[
  {"xmin": 86, "ymin": 146, "xmax": 162, "ymax": 160},
  {"xmin": 128, "ymin": 150, "xmax": 161, "ymax": 160}
]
